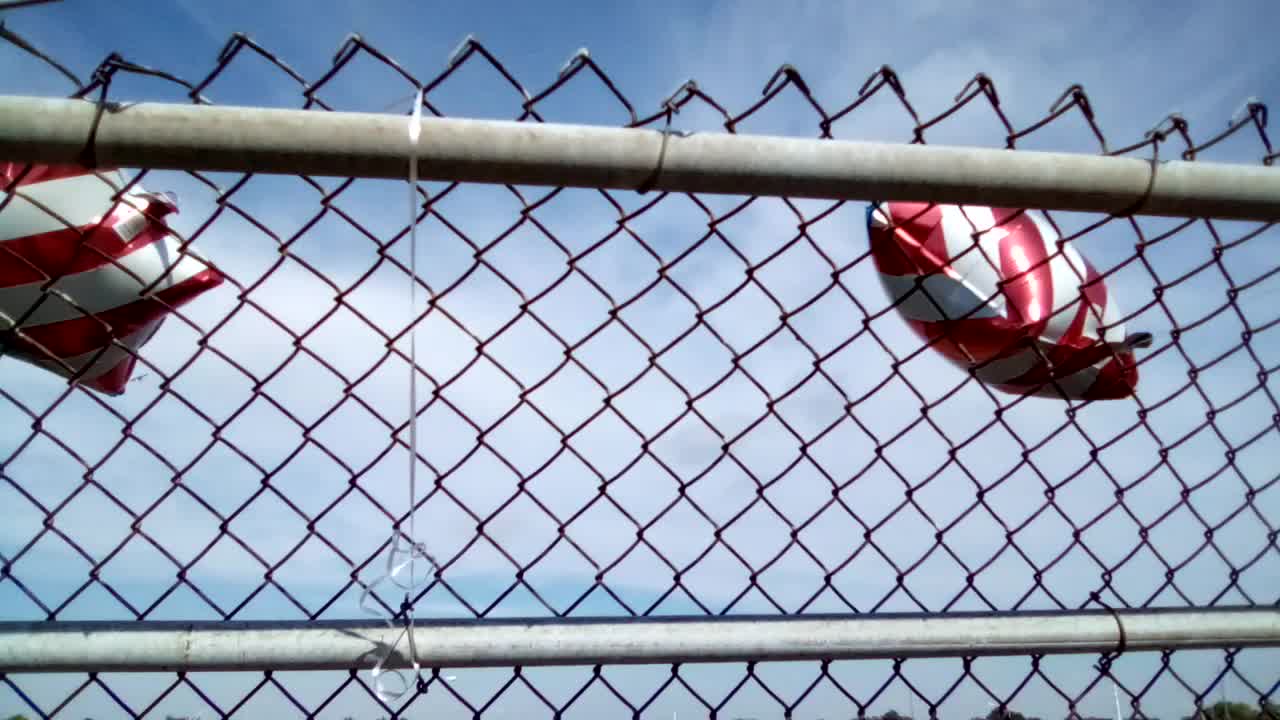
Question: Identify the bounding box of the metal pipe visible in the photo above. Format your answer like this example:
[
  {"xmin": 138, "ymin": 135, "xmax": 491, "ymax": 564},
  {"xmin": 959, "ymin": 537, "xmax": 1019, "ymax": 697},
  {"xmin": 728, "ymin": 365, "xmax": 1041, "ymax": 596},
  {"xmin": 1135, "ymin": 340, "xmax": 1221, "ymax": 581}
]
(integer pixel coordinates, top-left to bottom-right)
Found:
[
  {"xmin": 0, "ymin": 0, "xmax": 64, "ymax": 9},
  {"xmin": 1, "ymin": 608, "xmax": 1277, "ymax": 673},
  {"xmin": 0, "ymin": 95, "xmax": 1278, "ymax": 221}
]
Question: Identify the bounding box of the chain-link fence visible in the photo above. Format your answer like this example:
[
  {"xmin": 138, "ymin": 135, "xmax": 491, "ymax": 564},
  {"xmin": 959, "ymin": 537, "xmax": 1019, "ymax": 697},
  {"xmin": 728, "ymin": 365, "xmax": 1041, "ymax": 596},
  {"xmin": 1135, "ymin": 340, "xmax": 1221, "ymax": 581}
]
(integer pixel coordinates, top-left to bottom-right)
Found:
[{"xmin": 1, "ymin": 12, "xmax": 1278, "ymax": 720}]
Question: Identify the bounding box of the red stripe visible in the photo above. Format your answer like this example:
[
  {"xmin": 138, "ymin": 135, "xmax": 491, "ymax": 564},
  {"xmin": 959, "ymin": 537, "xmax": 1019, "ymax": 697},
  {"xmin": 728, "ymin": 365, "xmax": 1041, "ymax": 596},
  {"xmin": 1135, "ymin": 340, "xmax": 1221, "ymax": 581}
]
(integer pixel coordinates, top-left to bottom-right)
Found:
[
  {"xmin": 995, "ymin": 339, "xmax": 1137, "ymax": 396},
  {"xmin": 1079, "ymin": 256, "xmax": 1107, "ymax": 308},
  {"xmin": 919, "ymin": 207, "xmax": 954, "ymax": 271},
  {"xmin": 0, "ymin": 210, "xmax": 177, "ymax": 287},
  {"xmin": 994, "ymin": 210, "xmax": 1054, "ymax": 335},
  {"xmin": 8, "ymin": 326, "xmax": 154, "ymax": 396},
  {"xmin": 1050, "ymin": 259, "xmax": 1105, "ymax": 355},
  {"xmin": 1059, "ymin": 302, "xmax": 1093, "ymax": 352},
  {"xmin": 905, "ymin": 317, "xmax": 1028, "ymax": 367},
  {"xmin": 1, "ymin": 162, "xmax": 115, "ymax": 189},
  {"xmin": 7, "ymin": 267, "xmax": 224, "ymax": 359},
  {"xmin": 908, "ymin": 319, "xmax": 1138, "ymax": 399},
  {"xmin": 870, "ymin": 202, "xmax": 948, "ymax": 276},
  {"xmin": 1083, "ymin": 354, "xmax": 1138, "ymax": 400},
  {"xmin": 988, "ymin": 208, "xmax": 1026, "ymax": 226},
  {"xmin": 992, "ymin": 247, "xmax": 1112, "ymax": 387},
  {"xmin": 991, "ymin": 352, "xmax": 1138, "ymax": 401}
]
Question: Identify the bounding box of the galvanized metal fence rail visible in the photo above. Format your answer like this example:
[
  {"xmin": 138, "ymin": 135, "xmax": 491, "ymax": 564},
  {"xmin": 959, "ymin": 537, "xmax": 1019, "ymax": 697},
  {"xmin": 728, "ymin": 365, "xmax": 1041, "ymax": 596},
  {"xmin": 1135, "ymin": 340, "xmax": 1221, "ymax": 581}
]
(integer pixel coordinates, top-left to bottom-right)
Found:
[{"xmin": 0, "ymin": 17, "xmax": 1278, "ymax": 720}]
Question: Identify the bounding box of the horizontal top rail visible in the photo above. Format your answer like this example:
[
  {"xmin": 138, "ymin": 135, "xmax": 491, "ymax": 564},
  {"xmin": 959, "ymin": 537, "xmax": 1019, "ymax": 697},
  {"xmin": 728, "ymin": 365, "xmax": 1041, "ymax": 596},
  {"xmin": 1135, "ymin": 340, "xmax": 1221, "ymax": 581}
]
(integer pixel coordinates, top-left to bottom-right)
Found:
[
  {"xmin": 1, "ymin": 95, "xmax": 1278, "ymax": 222},
  {"xmin": 2, "ymin": 608, "xmax": 1278, "ymax": 672}
]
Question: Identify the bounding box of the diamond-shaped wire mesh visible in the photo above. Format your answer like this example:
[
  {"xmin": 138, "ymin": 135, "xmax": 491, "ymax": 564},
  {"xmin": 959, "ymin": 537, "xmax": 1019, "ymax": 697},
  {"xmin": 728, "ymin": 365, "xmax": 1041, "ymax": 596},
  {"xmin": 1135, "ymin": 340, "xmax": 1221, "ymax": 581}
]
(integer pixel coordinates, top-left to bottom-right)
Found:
[{"xmin": 1, "ymin": 21, "xmax": 1278, "ymax": 720}]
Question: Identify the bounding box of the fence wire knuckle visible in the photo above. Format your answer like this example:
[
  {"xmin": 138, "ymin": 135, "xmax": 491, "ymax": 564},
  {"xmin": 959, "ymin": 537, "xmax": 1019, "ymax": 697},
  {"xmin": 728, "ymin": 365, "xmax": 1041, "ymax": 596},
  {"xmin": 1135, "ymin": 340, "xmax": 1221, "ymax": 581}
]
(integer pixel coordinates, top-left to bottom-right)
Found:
[{"xmin": 1, "ymin": 19, "xmax": 1279, "ymax": 720}]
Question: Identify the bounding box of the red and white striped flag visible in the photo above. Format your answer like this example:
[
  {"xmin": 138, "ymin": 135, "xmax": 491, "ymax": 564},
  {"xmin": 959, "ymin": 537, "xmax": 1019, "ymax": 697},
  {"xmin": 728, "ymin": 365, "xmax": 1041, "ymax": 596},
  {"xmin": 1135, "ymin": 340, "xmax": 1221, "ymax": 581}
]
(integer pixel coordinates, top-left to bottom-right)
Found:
[{"xmin": 1, "ymin": 162, "xmax": 224, "ymax": 395}]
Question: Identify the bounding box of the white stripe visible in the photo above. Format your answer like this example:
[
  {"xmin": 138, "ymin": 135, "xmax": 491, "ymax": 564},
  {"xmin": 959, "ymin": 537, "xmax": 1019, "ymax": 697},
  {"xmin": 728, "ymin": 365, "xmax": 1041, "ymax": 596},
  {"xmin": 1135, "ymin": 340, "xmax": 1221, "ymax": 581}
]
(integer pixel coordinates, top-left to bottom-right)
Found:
[
  {"xmin": 878, "ymin": 271, "xmax": 1003, "ymax": 322},
  {"xmin": 869, "ymin": 204, "xmax": 891, "ymax": 229},
  {"xmin": 1026, "ymin": 211, "xmax": 1097, "ymax": 344},
  {"xmin": 1004, "ymin": 349, "xmax": 1117, "ymax": 399},
  {"xmin": 938, "ymin": 205, "xmax": 1008, "ymax": 316},
  {"xmin": 0, "ymin": 234, "xmax": 212, "ymax": 330},
  {"xmin": 1079, "ymin": 297, "xmax": 1104, "ymax": 344},
  {"xmin": 1025, "ymin": 210, "xmax": 1129, "ymax": 345},
  {"xmin": 1047, "ymin": 365, "xmax": 1100, "ymax": 399},
  {"xmin": 1074, "ymin": 297, "xmax": 1126, "ymax": 346},
  {"xmin": 1097, "ymin": 289, "xmax": 1125, "ymax": 343},
  {"xmin": 0, "ymin": 171, "xmax": 127, "ymax": 242},
  {"xmin": 974, "ymin": 347, "xmax": 1040, "ymax": 384}
]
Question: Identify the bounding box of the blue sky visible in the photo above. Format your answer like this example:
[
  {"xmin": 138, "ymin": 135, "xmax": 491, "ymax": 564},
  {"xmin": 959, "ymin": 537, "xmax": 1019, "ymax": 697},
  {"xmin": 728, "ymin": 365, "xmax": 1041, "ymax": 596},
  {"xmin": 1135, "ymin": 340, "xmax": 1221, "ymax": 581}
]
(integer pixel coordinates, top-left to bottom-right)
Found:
[{"xmin": 2, "ymin": 0, "xmax": 1279, "ymax": 718}]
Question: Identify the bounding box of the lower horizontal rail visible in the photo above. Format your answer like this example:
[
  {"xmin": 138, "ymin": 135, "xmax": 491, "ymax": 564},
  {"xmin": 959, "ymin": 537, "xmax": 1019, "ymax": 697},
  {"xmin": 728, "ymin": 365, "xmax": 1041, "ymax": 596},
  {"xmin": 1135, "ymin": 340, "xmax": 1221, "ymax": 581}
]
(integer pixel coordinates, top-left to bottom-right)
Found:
[{"xmin": 1, "ymin": 608, "xmax": 1277, "ymax": 673}]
